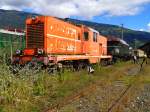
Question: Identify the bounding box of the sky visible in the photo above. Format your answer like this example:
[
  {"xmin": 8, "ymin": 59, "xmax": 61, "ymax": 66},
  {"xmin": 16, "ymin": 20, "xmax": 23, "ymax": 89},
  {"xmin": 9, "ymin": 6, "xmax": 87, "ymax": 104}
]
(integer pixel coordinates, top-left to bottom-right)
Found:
[{"xmin": 0, "ymin": 0, "xmax": 150, "ymax": 32}]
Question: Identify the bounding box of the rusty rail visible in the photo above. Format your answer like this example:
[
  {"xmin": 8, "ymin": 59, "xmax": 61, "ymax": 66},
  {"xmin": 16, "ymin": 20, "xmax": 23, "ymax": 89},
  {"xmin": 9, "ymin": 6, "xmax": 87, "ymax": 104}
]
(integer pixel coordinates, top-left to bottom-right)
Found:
[
  {"xmin": 46, "ymin": 83, "xmax": 97, "ymax": 112},
  {"xmin": 107, "ymin": 84, "xmax": 132, "ymax": 112},
  {"xmin": 107, "ymin": 65, "xmax": 144, "ymax": 112}
]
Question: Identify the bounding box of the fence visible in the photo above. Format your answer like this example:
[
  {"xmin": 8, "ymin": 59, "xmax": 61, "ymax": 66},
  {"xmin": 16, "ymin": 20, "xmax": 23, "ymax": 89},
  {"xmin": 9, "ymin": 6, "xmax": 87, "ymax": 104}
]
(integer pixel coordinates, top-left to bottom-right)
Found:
[{"xmin": 0, "ymin": 30, "xmax": 25, "ymax": 62}]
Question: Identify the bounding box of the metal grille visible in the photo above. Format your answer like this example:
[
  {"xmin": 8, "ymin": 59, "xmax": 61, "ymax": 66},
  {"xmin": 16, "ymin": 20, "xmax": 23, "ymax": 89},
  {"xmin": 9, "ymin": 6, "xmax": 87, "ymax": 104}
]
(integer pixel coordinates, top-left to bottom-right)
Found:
[{"xmin": 27, "ymin": 23, "xmax": 44, "ymax": 48}]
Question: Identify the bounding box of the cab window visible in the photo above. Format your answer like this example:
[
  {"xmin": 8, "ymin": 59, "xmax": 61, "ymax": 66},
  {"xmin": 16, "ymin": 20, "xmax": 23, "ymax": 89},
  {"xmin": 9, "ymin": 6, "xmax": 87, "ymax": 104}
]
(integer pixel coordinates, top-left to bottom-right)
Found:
[
  {"xmin": 93, "ymin": 32, "xmax": 97, "ymax": 42},
  {"xmin": 78, "ymin": 33, "xmax": 80, "ymax": 40},
  {"xmin": 84, "ymin": 32, "xmax": 89, "ymax": 41}
]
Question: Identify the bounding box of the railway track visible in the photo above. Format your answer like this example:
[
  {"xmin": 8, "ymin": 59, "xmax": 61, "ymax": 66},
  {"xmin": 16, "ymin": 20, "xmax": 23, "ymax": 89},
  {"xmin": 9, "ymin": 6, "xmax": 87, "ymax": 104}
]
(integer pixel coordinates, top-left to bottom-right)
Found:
[
  {"xmin": 46, "ymin": 83, "xmax": 97, "ymax": 112},
  {"xmin": 107, "ymin": 65, "xmax": 143, "ymax": 112},
  {"xmin": 107, "ymin": 84, "xmax": 133, "ymax": 112},
  {"xmin": 46, "ymin": 63, "xmax": 146, "ymax": 112}
]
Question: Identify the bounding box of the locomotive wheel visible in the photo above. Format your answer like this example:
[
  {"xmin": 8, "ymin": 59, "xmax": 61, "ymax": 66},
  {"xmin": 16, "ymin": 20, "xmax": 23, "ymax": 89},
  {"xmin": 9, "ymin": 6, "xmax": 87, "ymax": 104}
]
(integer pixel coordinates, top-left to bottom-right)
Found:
[
  {"xmin": 47, "ymin": 62, "xmax": 66, "ymax": 75},
  {"xmin": 73, "ymin": 61, "xmax": 86, "ymax": 71},
  {"xmin": 100, "ymin": 60, "xmax": 108, "ymax": 66},
  {"xmin": 47, "ymin": 64, "xmax": 58, "ymax": 75},
  {"xmin": 27, "ymin": 62, "xmax": 43, "ymax": 73}
]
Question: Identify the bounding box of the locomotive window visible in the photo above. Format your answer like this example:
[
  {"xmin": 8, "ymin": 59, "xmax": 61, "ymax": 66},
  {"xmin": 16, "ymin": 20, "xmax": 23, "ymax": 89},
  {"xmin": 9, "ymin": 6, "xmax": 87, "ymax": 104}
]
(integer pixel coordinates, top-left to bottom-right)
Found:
[
  {"xmin": 84, "ymin": 32, "xmax": 89, "ymax": 41},
  {"xmin": 78, "ymin": 33, "xmax": 80, "ymax": 40},
  {"xmin": 93, "ymin": 32, "xmax": 97, "ymax": 42}
]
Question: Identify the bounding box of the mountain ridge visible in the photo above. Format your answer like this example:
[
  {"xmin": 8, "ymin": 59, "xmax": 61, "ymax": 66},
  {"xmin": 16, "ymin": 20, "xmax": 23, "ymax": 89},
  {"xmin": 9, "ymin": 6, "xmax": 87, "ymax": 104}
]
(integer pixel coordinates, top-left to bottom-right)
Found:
[
  {"xmin": 0, "ymin": 9, "xmax": 150, "ymax": 46},
  {"xmin": 64, "ymin": 18, "xmax": 150, "ymax": 44}
]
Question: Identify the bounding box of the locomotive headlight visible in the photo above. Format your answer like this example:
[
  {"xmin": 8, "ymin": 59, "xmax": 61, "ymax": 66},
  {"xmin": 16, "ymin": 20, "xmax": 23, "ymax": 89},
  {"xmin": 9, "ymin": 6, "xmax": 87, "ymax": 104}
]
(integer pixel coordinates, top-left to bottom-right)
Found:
[
  {"xmin": 37, "ymin": 49, "xmax": 44, "ymax": 55},
  {"xmin": 16, "ymin": 49, "xmax": 21, "ymax": 55}
]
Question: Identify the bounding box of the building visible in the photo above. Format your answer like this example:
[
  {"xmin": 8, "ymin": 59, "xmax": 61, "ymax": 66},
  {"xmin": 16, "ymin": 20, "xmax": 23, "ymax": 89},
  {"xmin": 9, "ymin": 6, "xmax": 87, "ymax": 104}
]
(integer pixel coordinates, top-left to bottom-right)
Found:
[
  {"xmin": 0, "ymin": 29, "xmax": 25, "ymax": 48},
  {"xmin": 139, "ymin": 42, "xmax": 150, "ymax": 58},
  {"xmin": 0, "ymin": 29, "xmax": 25, "ymax": 58}
]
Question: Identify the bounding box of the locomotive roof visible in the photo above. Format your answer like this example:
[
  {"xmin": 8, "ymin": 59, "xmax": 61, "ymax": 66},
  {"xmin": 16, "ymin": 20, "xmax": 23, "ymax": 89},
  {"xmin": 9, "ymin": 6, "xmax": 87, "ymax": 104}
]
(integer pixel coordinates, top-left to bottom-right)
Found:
[
  {"xmin": 119, "ymin": 39, "xmax": 129, "ymax": 46},
  {"xmin": 88, "ymin": 27, "xmax": 99, "ymax": 34},
  {"xmin": 108, "ymin": 37, "xmax": 129, "ymax": 46}
]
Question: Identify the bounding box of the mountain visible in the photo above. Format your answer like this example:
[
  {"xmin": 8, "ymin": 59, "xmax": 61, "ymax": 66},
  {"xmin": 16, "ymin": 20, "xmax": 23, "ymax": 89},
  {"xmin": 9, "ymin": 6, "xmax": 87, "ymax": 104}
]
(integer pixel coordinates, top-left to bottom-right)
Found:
[
  {"xmin": 0, "ymin": 9, "xmax": 150, "ymax": 46},
  {"xmin": 0, "ymin": 9, "xmax": 37, "ymax": 29},
  {"xmin": 64, "ymin": 18, "xmax": 150, "ymax": 46}
]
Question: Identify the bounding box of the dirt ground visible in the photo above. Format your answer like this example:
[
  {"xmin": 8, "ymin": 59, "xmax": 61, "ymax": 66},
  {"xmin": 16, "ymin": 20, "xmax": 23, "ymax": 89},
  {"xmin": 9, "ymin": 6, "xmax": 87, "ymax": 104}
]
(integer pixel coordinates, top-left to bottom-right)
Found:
[{"xmin": 128, "ymin": 84, "xmax": 150, "ymax": 112}]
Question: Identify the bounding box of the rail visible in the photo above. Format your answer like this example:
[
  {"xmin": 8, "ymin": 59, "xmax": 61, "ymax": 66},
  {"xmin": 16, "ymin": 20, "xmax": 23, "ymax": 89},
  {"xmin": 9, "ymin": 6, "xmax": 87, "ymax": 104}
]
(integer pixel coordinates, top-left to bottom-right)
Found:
[{"xmin": 46, "ymin": 83, "xmax": 97, "ymax": 112}]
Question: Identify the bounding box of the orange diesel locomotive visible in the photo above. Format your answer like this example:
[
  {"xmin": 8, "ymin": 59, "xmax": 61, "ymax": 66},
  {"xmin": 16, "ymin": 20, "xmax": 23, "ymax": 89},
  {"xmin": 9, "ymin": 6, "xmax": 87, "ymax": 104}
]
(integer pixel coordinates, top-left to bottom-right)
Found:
[{"xmin": 13, "ymin": 16, "xmax": 111, "ymax": 71}]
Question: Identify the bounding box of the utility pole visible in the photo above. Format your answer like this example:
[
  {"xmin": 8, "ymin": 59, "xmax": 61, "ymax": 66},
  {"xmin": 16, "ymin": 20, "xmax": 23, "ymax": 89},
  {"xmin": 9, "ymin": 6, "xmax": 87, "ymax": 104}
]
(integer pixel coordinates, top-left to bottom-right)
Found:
[
  {"xmin": 121, "ymin": 24, "xmax": 124, "ymax": 40},
  {"xmin": 134, "ymin": 38, "xmax": 137, "ymax": 49},
  {"xmin": 8, "ymin": 35, "xmax": 13, "ymax": 61}
]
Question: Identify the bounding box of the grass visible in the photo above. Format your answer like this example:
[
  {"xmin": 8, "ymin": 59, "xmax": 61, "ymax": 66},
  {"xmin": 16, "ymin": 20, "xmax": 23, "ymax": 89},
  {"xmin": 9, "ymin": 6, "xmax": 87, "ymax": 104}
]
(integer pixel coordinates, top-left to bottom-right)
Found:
[
  {"xmin": 62, "ymin": 61, "xmax": 150, "ymax": 112},
  {"xmin": 0, "ymin": 60, "xmax": 149, "ymax": 112},
  {"xmin": 0, "ymin": 65, "xmax": 95, "ymax": 112}
]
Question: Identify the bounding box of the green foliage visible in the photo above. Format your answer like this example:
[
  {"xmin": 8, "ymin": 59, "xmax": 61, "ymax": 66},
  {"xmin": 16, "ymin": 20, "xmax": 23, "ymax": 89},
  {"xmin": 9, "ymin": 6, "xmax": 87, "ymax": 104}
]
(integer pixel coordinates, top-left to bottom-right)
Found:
[
  {"xmin": 0, "ymin": 33, "xmax": 25, "ymax": 62},
  {"xmin": 0, "ymin": 65, "xmax": 92, "ymax": 111},
  {"xmin": 0, "ymin": 61, "xmax": 149, "ymax": 111}
]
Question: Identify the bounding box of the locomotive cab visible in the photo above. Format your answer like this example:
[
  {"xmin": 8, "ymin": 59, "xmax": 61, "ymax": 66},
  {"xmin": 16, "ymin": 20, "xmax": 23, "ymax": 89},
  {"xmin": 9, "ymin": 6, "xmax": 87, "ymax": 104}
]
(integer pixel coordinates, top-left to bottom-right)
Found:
[
  {"xmin": 81, "ymin": 26, "xmax": 109, "ymax": 63},
  {"xmin": 82, "ymin": 27, "xmax": 100, "ymax": 55}
]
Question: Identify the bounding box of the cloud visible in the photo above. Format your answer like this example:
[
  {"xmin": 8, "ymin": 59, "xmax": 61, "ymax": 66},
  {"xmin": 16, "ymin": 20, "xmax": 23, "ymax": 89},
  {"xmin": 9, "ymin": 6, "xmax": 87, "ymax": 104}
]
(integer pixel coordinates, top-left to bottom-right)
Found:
[
  {"xmin": 0, "ymin": 0, "xmax": 150, "ymax": 18},
  {"xmin": 147, "ymin": 22, "xmax": 150, "ymax": 31},
  {"xmin": 139, "ymin": 29, "xmax": 144, "ymax": 31},
  {"xmin": 141, "ymin": 22, "xmax": 150, "ymax": 32},
  {"xmin": 148, "ymin": 22, "xmax": 150, "ymax": 27}
]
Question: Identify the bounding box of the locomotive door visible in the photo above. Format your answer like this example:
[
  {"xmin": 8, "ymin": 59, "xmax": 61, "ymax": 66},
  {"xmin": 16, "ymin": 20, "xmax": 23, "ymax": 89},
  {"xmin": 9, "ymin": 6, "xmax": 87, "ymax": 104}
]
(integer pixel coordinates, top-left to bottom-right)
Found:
[
  {"xmin": 99, "ymin": 44, "xmax": 102, "ymax": 55},
  {"xmin": 82, "ymin": 31, "xmax": 90, "ymax": 54},
  {"xmin": 82, "ymin": 42, "xmax": 88, "ymax": 54}
]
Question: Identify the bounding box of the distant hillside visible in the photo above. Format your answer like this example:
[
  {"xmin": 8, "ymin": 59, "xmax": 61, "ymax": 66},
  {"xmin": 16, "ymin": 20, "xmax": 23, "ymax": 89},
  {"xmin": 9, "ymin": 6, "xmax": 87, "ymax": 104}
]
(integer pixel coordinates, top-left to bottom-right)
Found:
[
  {"xmin": 65, "ymin": 18, "xmax": 150, "ymax": 46},
  {"xmin": 0, "ymin": 9, "xmax": 37, "ymax": 29},
  {"xmin": 0, "ymin": 9, "xmax": 150, "ymax": 47}
]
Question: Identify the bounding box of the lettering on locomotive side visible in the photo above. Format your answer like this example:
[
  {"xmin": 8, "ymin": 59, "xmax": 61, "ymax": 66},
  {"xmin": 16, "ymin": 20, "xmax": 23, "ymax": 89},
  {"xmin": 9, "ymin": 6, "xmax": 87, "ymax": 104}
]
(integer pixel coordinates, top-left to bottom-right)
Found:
[
  {"xmin": 57, "ymin": 40, "xmax": 66, "ymax": 50},
  {"xmin": 66, "ymin": 43, "xmax": 76, "ymax": 51},
  {"xmin": 49, "ymin": 25, "xmax": 77, "ymax": 37}
]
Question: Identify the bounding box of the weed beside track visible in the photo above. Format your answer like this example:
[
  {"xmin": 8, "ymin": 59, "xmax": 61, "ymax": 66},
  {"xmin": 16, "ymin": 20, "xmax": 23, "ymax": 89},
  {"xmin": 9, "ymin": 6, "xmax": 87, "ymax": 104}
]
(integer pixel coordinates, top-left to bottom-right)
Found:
[{"xmin": 0, "ymin": 61, "xmax": 149, "ymax": 112}]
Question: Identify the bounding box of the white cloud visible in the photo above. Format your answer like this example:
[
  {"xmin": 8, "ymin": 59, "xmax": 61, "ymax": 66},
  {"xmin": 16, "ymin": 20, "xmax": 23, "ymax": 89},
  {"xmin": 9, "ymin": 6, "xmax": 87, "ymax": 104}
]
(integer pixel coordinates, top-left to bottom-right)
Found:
[
  {"xmin": 147, "ymin": 22, "xmax": 150, "ymax": 32},
  {"xmin": 0, "ymin": 0, "xmax": 150, "ymax": 18},
  {"xmin": 148, "ymin": 22, "xmax": 150, "ymax": 27},
  {"xmin": 139, "ymin": 29, "xmax": 144, "ymax": 31}
]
